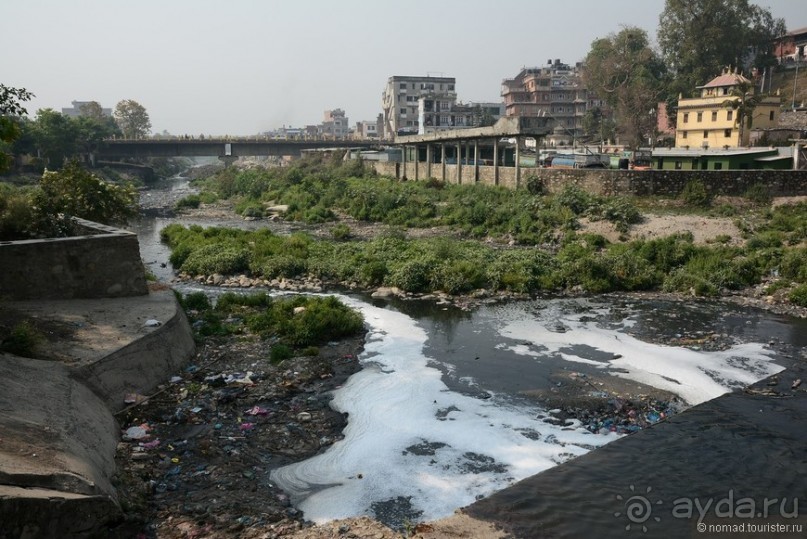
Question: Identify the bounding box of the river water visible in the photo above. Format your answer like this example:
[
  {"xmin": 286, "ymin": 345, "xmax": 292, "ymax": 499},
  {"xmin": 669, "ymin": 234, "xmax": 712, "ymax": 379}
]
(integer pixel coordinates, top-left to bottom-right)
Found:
[{"xmin": 130, "ymin": 177, "xmax": 807, "ymax": 530}]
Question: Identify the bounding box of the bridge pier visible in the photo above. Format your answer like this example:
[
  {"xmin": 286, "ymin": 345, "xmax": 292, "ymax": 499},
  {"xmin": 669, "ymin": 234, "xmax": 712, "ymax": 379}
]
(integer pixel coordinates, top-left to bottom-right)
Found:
[{"xmin": 218, "ymin": 155, "xmax": 238, "ymax": 167}]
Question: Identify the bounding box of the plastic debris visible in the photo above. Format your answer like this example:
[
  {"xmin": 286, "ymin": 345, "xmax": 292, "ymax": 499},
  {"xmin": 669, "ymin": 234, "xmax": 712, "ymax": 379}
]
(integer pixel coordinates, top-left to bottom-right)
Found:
[
  {"xmin": 239, "ymin": 422, "xmax": 255, "ymax": 431},
  {"xmin": 123, "ymin": 424, "xmax": 150, "ymax": 440},
  {"xmin": 245, "ymin": 405, "xmax": 269, "ymax": 416},
  {"xmin": 144, "ymin": 319, "xmax": 162, "ymax": 327},
  {"xmin": 140, "ymin": 439, "xmax": 161, "ymax": 450},
  {"xmin": 124, "ymin": 393, "xmax": 147, "ymax": 405}
]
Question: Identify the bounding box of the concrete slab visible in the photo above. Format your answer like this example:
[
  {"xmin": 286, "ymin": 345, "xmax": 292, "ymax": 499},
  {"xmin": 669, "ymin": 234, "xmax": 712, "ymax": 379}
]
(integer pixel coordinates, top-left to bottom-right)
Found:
[
  {"xmin": 464, "ymin": 363, "xmax": 807, "ymax": 538},
  {"xmin": 0, "ymin": 289, "xmax": 195, "ymax": 537}
]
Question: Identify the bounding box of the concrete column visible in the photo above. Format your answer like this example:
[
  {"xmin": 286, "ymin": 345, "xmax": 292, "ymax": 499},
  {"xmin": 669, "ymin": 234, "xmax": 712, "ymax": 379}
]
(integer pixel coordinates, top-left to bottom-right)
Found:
[
  {"xmin": 426, "ymin": 144, "xmax": 432, "ymax": 178},
  {"xmin": 473, "ymin": 140, "xmax": 479, "ymax": 182},
  {"xmin": 441, "ymin": 143, "xmax": 446, "ymax": 181},
  {"xmin": 795, "ymin": 142, "xmax": 801, "ymax": 170},
  {"xmin": 414, "ymin": 145, "xmax": 419, "ymax": 181},
  {"xmin": 401, "ymin": 145, "xmax": 407, "ymax": 179},
  {"xmin": 456, "ymin": 142, "xmax": 462, "ymax": 184},
  {"xmin": 493, "ymin": 139, "xmax": 499, "ymax": 186},
  {"xmin": 515, "ymin": 138, "xmax": 521, "ymax": 188}
]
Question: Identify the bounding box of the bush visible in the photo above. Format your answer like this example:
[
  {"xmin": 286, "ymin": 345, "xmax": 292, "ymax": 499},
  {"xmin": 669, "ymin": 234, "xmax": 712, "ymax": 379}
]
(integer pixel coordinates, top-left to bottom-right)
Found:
[
  {"xmin": 680, "ymin": 180, "xmax": 712, "ymax": 207},
  {"xmin": 180, "ymin": 291, "xmax": 212, "ymax": 311},
  {"xmin": 744, "ymin": 183, "xmax": 772, "ymax": 206},
  {"xmin": 270, "ymin": 344, "xmax": 293, "ymax": 364},
  {"xmin": 789, "ymin": 284, "xmax": 807, "ymax": 307},
  {"xmin": 331, "ymin": 223, "xmax": 352, "ymax": 240},
  {"xmin": 259, "ymin": 255, "xmax": 308, "ymax": 279},
  {"xmin": 0, "ymin": 321, "xmax": 41, "ymax": 357},
  {"xmin": 175, "ymin": 194, "xmax": 201, "ymax": 210},
  {"xmin": 180, "ymin": 244, "xmax": 251, "ymax": 275}
]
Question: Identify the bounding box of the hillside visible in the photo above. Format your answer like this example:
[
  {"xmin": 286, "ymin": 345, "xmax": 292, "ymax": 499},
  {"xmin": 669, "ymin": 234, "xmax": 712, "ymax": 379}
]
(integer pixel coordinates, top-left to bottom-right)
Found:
[{"xmin": 769, "ymin": 63, "xmax": 807, "ymax": 109}]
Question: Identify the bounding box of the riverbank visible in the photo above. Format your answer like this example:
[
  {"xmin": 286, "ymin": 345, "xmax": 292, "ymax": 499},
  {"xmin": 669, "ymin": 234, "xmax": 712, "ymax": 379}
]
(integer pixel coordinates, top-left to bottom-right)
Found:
[
  {"xmin": 165, "ymin": 192, "xmax": 807, "ymax": 321},
  {"xmin": 107, "ymin": 178, "xmax": 806, "ymax": 538}
]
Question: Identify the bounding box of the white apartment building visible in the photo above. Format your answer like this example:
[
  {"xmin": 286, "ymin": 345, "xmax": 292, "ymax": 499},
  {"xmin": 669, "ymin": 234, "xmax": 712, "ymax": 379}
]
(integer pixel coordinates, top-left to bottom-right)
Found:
[
  {"xmin": 382, "ymin": 75, "xmax": 456, "ymax": 139},
  {"xmin": 320, "ymin": 109, "xmax": 349, "ymax": 137}
]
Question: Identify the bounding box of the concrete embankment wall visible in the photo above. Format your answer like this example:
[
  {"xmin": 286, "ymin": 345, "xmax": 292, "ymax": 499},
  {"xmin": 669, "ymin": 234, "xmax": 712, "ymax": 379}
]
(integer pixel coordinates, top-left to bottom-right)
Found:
[
  {"xmin": 0, "ymin": 291, "xmax": 196, "ymax": 538},
  {"xmin": 373, "ymin": 161, "xmax": 807, "ymax": 196},
  {"xmin": 0, "ymin": 217, "xmax": 148, "ymax": 301},
  {"xmin": 76, "ymin": 294, "xmax": 197, "ymax": 410}
]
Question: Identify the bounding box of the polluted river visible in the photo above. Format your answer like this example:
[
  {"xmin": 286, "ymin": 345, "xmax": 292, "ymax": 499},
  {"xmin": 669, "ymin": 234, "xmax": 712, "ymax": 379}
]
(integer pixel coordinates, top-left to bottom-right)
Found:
[{"xmin": 129, "ymin": 175, "xmax": 807, "ymax": 533}]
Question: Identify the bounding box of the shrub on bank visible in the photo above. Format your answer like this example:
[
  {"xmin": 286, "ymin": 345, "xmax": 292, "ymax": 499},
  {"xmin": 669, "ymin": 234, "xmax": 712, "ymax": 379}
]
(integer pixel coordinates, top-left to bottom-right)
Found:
[
  {"xmin": 177, "ymin": 291, "xmax": 365, "ymax": 357},
  {"xmin": 789, "ymin": 284, "xmax": 807, "ymax": 307}
]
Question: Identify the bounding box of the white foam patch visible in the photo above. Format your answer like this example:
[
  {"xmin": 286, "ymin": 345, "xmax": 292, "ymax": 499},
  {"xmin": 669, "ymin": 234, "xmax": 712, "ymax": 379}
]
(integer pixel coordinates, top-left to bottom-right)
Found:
[
  {"xmin": 495, "ymin": 301, "xmax": 783, "ymax": 405},
  {"xmin": 270, "ymin": 298, "xmax": 618, "ymax": 524},
  {"xmin": 270, "ymin": 297, "xmax": 784, "ymax": 525}
]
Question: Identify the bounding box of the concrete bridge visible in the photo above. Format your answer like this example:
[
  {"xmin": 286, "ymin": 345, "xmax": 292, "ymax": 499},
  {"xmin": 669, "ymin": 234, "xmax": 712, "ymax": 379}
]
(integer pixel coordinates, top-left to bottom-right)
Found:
[{"xmin": 95, "ymin": 137, "xmax": 381, "ymax": 162}]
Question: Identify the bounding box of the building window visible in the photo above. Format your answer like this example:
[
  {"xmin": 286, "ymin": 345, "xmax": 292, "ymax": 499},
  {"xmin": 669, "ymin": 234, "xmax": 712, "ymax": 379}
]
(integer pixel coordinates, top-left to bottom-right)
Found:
[
  {"xmin": 714, "ymin": 162, "xmax": 723, "ymax": 170},
  {"xmin": 683, "ymin": 113, "xmax": 689, "ymax": 123},
  {"xmin": 448, "ymin": 85, "xmax": 454, "ymax": 91},
  {"xmin": 711, "ymin": 111, "xmax": 718, "ymax": 121},
  {"xmin": 697, "ymin": 112, "xmax": 703, "ymax": 122},
  {"xmin": 675, "ymin": 161, "xmax": 682, "ymax": 170},
  {"xmin": 727, "ymin": 110, "xmax": 733, "ymax": 121},
  {"xmin": 703, "ymin": 130, "xmax": 709, "ymax": 138},
  {"xmin": 682, "ymin": 131, "xmax": 687, "ymax": 139},
  {"xmin": 400, "ymin": 108, "xmax": 406, "ymax": 115},
  {"xmin": 770, "ymin": 111, "xmax": 775, "ymax": 121},
  {"xmin": 399, "ymin": 83, "xmax": 406, "ymax": 89},
  {"xmin": 724, "ymin": 129, "xmax": 732, "ymax": 138}
]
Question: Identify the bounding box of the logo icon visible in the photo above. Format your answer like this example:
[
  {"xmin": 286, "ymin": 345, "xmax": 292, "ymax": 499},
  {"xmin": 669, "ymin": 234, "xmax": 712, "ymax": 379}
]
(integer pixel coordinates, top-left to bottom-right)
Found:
[{"xmin": 614, "ymin": 485, "xmax": 663, "ymax": 532}]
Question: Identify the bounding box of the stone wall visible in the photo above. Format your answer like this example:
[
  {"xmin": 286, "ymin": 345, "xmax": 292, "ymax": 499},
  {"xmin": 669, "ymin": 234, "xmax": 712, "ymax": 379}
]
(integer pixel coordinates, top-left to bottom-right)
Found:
[
  {"xmin": 371, "ymin": 162, "xmax": 807, "ymax": 196},
  {"xmin": 0, "ymin": 217, "xmax": 148, "ymax": 301}
]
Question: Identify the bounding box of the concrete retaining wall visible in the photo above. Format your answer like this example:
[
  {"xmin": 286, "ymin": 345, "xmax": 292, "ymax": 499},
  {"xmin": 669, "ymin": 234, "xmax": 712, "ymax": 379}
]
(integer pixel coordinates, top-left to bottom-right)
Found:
[
  {"xmin": 373, "ymin": 162, "xmax": 807, "ymax": 196},
  {"xmin": 0, "ymin": 218, "xmax": 148, "ymax": 301},
  {"xmin": 0, "ymin": 290, "xmax": 196, "ymax": 537},
  {"xmin": 76, "ymin": 294, "xmax": 196, "ymax": 410}
]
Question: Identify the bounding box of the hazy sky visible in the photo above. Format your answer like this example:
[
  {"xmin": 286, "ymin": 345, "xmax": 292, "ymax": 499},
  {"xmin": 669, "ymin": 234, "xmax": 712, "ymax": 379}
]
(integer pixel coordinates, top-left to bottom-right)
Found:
[{"xmin": 2, "ymin": 0, "xmax": 803, "ymax": 135}]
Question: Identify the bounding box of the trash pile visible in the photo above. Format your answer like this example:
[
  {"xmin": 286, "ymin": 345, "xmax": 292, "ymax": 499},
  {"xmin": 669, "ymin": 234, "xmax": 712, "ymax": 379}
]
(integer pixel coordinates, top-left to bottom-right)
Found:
[{"xmin": 112, "ymin": 337, "xmax": 366, "ymax": 538}]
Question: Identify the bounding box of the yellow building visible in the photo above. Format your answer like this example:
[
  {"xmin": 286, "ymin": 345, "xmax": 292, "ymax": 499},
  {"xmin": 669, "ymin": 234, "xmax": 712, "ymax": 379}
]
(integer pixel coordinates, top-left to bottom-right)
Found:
[{"xmin": 675, "ymin": 68, "xmax": 781, "ymax": 149}]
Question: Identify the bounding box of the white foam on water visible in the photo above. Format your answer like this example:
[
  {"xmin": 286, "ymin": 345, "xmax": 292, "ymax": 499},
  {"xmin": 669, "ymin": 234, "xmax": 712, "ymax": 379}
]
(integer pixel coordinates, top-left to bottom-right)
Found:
[
  {"xmin": 270, "ymin": 297, "xmax": 784, "ymax": 525},
  {"xmin": 495, "ymin": 300, "xmax": 783, "ymax": 405},
  {"xmin": 270, "ymin": 298, "xmax": 619, "ymax": 524}
]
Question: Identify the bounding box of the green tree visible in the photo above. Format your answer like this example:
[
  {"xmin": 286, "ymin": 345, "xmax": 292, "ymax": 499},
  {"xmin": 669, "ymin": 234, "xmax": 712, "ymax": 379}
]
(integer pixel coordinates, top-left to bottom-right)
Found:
[
  {"xmin": 582, "ymin": 106, "xmax": 616, "ymax": 142},
  {"xmin": 722, "ymin": 79, "xmax": 763, "ymax": 146},
  {"xmin": 78, "ymin": 101, "xmax": 105, "ymax": 122},
  {"xmin": 0, "ymin": 84, "xmax": 34, "ymax": 172},
  {"xmin": 30, "ymin": 108, "xmax": 78, "ymax": 168},
  {"xmin": 584, "ymin": 27, "xmax": 665, "ymax": 148},
  {"xmin": 32, "ymin": 159, "xmax": 138, "ymax": 236},
  {"xmin": 114, "ymin": 99, "xmax": 151, "ymax": 138},
  {"xmin": 658, "ymin": 0, "xmax": 786, "ymax": 100}
]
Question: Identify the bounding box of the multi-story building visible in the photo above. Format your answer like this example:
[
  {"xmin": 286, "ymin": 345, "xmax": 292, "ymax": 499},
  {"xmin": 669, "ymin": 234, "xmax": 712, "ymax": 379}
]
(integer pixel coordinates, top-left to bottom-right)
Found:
[
  {"xmin": 501, "ymin": 60, "xmax": 595, "ymax": 141},
  {"xmin": 382, "ymin": 75, "xmax": 456, "ymax": 138},
  {"xmin": 321, "ymin": 109, "xmax": 349, "ymax": 137},
  {"xmin": 774, "ymin": 26, "xmax": 807, "ymax": 64},
  {"xmin": 674, "ymin": 68, "xmax": 781, "ymax": 148},
  {"xmin": 355, "ymin": 114, "xmax": 383, "ymax": 139},
  {"xmin": 61, "ymin": 100, "xmax": 112, "ymax": 118}
]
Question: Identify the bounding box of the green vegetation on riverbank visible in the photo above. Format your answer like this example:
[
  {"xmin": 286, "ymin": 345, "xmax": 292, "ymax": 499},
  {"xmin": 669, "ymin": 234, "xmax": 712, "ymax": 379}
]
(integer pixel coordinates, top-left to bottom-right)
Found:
[
  {"xmin": 185, "ymin": 155, "xmax": 642, "ymax": 244},
  {"xmin": 176, "ymin": 291, "xmax": 364, "ymax": 361},
  {"xmin": 167, "ymin": 156, "xmax": 807, "ymax": 300}
]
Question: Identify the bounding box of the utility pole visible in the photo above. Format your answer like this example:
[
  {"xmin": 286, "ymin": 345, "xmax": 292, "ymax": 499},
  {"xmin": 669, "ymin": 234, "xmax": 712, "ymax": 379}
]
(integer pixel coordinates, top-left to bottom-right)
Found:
[{"xmin": 794, "ymin": 59, "xmax": 801, "ymax": 110}]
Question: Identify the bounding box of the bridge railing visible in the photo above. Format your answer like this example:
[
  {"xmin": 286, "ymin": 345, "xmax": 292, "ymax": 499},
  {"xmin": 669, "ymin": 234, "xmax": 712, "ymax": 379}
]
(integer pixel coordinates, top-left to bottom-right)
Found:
[{"xmin": 103, "ymin": 134, "xmax": 388, "ymax": 143}]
